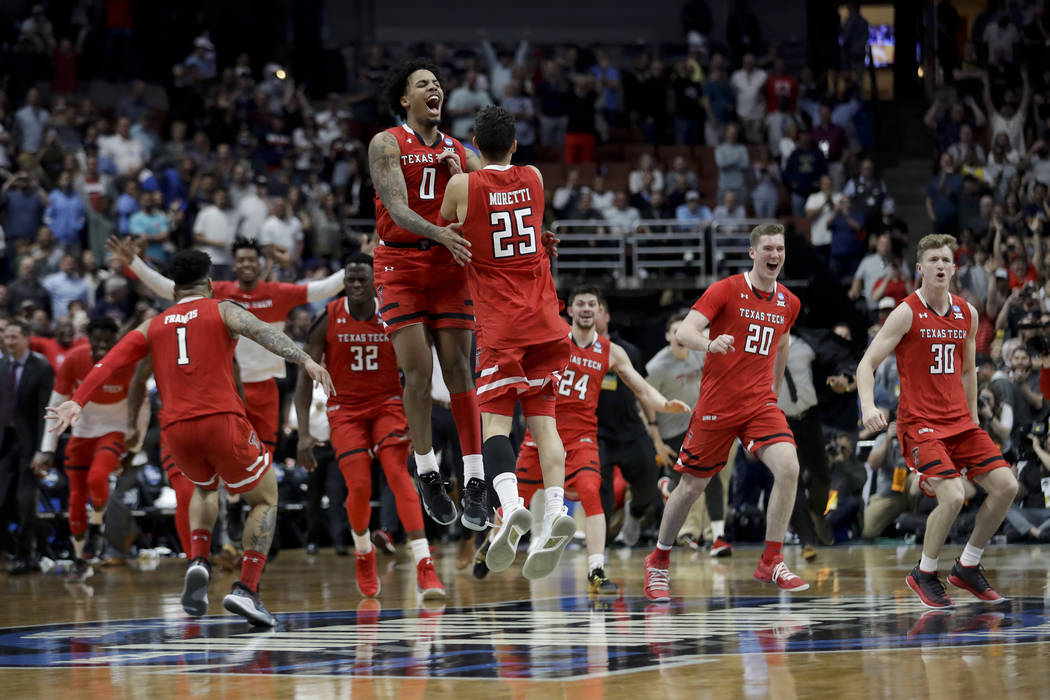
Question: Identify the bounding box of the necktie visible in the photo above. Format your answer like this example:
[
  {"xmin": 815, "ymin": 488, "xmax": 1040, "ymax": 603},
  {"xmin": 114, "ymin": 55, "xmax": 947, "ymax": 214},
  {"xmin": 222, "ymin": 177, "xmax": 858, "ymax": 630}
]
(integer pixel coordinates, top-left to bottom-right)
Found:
[
  {"xmin": 0, "ymin": 360, "xmax": 18, "ymax": 427},
  {"xmin": 784, "ymin": 366, "xmax": 798, "ymax": 404}
]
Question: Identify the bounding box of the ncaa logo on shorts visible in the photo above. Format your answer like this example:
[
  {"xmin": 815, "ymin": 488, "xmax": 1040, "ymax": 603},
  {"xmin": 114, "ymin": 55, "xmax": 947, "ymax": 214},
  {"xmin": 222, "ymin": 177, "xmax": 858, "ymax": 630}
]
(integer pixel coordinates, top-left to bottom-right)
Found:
[{"xmin": 248, "ymin": 431, "xmax": 260, "ymax": 450}]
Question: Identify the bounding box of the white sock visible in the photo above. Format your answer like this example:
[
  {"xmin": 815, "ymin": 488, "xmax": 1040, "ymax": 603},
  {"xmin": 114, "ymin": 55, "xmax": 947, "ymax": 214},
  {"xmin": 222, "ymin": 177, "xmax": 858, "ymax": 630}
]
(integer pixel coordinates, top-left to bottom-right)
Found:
[
  {"xmin": 711, "ymin": 520, "xmax": 725, "ymax": 540},
  {"xmin": 409, "ymin": 538, "xmax": 430, "ymax": 564},
  {"xmin": 415, "ymin": 449, "xmax": 439, "ymax": 475},
  {"xmin": 588, "ymin": 553, "xmax": 605, "ymax": 573},
  {"xmin": 959, "ymin": 543, "xmax": 983, "ymax": 567},
  {"xmin": 493, "ymin": 473, "xmax": 521, "ymax": 513},
  {"xmin": 352, "ymin": 530, "xmax": 373, "ymax": 555},
  {"xmin": 544, "ymin": 486, "xmax": 565, "ymax": 520},
  {"xmin": 919, "ymin": 553, "xmax": 938, "ymax": 574},
  {"xmin": 463, "ymin": 454, "xmax": 484, "ymax": 482},
  {"xmin": 656, "ymin": 541, "xmax": 672, "ymax": 551}
]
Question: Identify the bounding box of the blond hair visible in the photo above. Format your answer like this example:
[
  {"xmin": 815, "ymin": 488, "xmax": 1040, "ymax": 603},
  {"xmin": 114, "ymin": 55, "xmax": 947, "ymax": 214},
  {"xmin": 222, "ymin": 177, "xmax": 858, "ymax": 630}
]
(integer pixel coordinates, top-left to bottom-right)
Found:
[
  {"xmin": 916, "ymin": 234, "xmax": 959, "ymax": 262},
  {"xmin": 749, "ymin": 222, "xmax": 785, "ymax": 249}
]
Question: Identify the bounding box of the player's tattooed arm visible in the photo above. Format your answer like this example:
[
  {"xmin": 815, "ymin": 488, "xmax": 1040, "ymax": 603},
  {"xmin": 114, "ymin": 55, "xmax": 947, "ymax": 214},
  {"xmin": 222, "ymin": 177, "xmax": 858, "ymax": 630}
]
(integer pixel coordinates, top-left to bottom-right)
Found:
[
  {"xmin": 220, "ymin": 301, "xmax": 311, "ymax": 365},
  {"xmin": 464, "ymin": 148, "xmax": 482, "ymax": 172},
  {"xmin": 244, "ymin": 504, "xmax": 278, "ymax": 554},
  {"xmin": 368, "ymin": 131, "xmax": 444, "ymax": 241}
]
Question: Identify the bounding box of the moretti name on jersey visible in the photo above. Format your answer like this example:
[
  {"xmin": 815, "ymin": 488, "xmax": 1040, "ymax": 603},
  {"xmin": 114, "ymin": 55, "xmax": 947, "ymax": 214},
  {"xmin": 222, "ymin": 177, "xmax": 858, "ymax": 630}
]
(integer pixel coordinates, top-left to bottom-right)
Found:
[
  {"xmin": 738, "ymin": 307, "xmax": 786, "ymax": 325},
  {"xmin": 488, "ymin": 188, "xmax": 534, "ymax": 206}
]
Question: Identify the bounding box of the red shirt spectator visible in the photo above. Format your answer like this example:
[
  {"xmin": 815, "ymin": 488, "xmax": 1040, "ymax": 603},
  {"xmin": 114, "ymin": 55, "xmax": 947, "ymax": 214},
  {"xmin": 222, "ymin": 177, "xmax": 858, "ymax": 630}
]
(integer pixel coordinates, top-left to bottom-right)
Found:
[{"xmin": 765, "ymin": 59, "xmax": 798, "ymax": 113}]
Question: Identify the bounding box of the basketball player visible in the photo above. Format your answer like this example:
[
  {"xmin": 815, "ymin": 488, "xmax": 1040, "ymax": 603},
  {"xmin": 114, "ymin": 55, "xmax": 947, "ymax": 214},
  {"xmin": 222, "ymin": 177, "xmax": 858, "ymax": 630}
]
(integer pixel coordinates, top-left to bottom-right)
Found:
[
  {"xmin": 48, "ymin": 250, "xmax": 335, "ymax": 627},
  {"xmin": 295, "ymin": 255, "xmax": 445, "ymax": 600},
  {"xmin": 107, "ymin": 235, "xmax": 345, "ymax": 458},
  {"xmin": 643, "ymin": 223, "xmax": 810, "ymax": 601},
  {"xmin": 34, "ymin": 318, "xmax": 133, "ymax": 581},
  {"xmin": 439, "ymin": 105, "xmax": 576, "ymax": 578},
  {"xmin": 368, "ymin": 58, "xmax": 488, "ymax": 531},
  {"xmin": 857, "ymin": 234, "xmax": 1017, "ymax": 608},
  {"xmin": 514, "ymin": 286, "xmax": 690, "ymax": 595}
]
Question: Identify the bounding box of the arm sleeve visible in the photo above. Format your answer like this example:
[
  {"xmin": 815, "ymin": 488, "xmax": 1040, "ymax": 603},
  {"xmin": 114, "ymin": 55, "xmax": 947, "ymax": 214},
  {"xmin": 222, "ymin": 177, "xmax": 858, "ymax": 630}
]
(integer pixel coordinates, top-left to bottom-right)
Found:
[
  {"xmin": 306, "ymin": 269, "xmax": 345, "ymax": 302},
  {"xmin": 71, "ymin": 331, "xmax": 149, "ymax": 407},
  {"xmin": 40, "ymin": 390, "xmax": 71, "ymax": 453},
  {"xmin": 128, "ymin": 255, "xmax": 176, "ymax": 300}
]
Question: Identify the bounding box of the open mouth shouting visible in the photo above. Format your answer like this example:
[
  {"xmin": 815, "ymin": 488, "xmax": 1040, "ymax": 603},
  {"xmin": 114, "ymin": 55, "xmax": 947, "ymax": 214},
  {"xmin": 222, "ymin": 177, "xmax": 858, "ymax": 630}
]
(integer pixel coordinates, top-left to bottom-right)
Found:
[{"xmin": 425, "ymin": 93, "xmax": 441, "ymax": 118}]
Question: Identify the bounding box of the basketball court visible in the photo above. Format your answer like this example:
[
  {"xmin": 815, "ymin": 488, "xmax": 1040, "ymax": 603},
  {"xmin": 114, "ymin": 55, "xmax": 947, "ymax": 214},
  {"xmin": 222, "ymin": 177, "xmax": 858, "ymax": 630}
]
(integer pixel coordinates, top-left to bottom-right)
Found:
[{"xmin": 2, "ymin": 544, "xmax": 1048, "ymax": 698}]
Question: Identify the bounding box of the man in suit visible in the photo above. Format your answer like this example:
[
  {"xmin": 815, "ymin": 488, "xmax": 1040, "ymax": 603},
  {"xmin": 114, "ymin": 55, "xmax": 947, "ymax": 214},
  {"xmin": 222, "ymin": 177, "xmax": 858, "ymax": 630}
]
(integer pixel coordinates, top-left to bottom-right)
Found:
[{"xmin": 0, "ymin": 319, "xmax": 54, "ymax": 573}]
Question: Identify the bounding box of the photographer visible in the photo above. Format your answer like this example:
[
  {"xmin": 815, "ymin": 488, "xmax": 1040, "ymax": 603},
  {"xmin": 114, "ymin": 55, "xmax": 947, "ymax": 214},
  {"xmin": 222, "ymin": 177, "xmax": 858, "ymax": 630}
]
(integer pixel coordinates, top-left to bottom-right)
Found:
[
  {"xmin": 992, "ymin": 344, "xmax": 1043, "ymax": 447},
  {"xmin": 862, "ymin": 413, "xmax": 919, "ymax": 539},
  {"xmin": 1002, "ymin": 423, "xmax": 1050, "ymax": 542},
  {"xmin": 978, "ymin": 383, "xmax": 1013, "ymax": 450},
  {"xmin": 822, "ymin": 431, "xmax": 867, "ymax": 541}
]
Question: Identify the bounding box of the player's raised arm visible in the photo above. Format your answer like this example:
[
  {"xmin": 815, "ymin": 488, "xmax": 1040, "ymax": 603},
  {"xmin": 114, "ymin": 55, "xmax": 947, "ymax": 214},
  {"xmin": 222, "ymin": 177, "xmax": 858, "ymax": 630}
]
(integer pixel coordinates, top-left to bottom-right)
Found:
[
  {"xmin": 293, "ymin": 311, "xmax": 329, "ymax": 471},
  {"xmin": 963, "ymin": 302, "xmax": 980, "ymax": 424},
  {"xmin": 857, "ymin": 302, "xmax": 913, "ymax": 432},
  {"xmin": 107, "ymin": 235, "xmax": 176, "ymax": 300},
  {"xmin": 218, "ymin": 300, "xmax": 335, "ymax": 397},
  {"xmin": 305, "ymin": 268, "xmax": 348, "ymax": 303},
  {"xmin": 440, "ymin": 173, "xmax": 469, "ymax": 223},
  {"xmin": 610, "ymin": 342, "xmax": 691, "ymax": 414},
  {"xmin": 368, "ymin": 131, "xmax": 471, "ymax": 264},
  {"xmin": 675, "ymin": 309, "xmax": 735, "ymax": 354}
]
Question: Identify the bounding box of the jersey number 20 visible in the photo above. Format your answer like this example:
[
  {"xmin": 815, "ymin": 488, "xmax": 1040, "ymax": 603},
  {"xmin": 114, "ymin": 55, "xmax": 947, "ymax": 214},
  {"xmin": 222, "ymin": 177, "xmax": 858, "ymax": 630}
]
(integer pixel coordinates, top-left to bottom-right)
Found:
[
  {"xmin": 929, "ymin": 343, "xmax": 956, "ymax": 374},
  {"xmin": 744, "ymin": 323, "xmax": 774, "ymax": 356},
  {"xmin": 491, "ymin": 208, "xmax": 536, "ymax": 258}
]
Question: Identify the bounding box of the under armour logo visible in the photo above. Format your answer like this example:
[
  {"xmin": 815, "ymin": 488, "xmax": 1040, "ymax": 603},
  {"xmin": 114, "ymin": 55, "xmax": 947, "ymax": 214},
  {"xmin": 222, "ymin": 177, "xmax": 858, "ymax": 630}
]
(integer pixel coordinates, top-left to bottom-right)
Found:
[
  {"xmin": 406, "ymin": 138, "xmax": 412, "ymax": 143},
  {"xmin": 384, "ymin": 266, "xmax": 395, "ymax": 272},
  {"xmin": 336, "ymin": 317, "xmax": 346, "ymax": 323},
  {"xmin": 918, "ymin": 313, "xmax": 929, "ymax": 319},
  {"xmin": 740, "ymin": 293, "xmax": 749, "ymax": 299}
]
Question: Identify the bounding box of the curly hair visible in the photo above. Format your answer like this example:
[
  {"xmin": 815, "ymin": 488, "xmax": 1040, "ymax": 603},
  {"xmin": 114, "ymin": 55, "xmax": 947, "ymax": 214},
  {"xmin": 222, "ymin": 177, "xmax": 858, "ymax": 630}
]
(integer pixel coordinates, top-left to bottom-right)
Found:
[
  {"xmin": 171, "ymin": 249, "xmax": 212, "ymax": 287},
  {"xmin": 474, "ymin": 105, "xmax": 516, "ymax": 158},
  {"xmin": 232, "ymin": 236, "xmax": 264, "ymax": 259},
  {"xmin": 382, "ymin": 58, "xmax": 443, "ymax": 119}
]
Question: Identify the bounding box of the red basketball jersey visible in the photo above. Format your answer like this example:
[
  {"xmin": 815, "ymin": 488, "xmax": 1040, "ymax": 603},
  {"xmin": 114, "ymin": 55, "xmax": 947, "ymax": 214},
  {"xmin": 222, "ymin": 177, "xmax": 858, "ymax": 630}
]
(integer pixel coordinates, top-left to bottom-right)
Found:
[
  {"xmin": 324, "ymin": 297, "xmax": 402, "ymax": 411},
  {"xmin": 693, "ymin": 273, "xmax": 800, "ymax": 421},
  {"xmin": 543, "ymin": 332, "xmax": 611, "ymax": 445},
  {"xmin": 374, "ymin": 125, "xmax": 467, "ymax": 244},
  {"xmin": 212, "ymin": 280, "xmax": 307, "ymax": 324},
  {"xmin": 894, "ymin": 291, "xmax": 973, "ymax": 434},
  {"xmin": 147, "ymin": 297, "xmax": 245, "ymax": 428},
  {"xmin": 55, "ymin": 344, "xmax": 134, "ymax": 404},
  {"xmin": 460, "ymin": 164, "xmax": 565, "ymax": 349}
]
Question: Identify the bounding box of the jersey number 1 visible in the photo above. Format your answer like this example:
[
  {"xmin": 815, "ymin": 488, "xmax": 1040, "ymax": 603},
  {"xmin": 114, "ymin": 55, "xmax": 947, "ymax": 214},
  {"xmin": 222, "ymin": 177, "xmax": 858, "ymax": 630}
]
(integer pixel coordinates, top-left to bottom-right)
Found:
[
  {"xmin": 929, "ymin": 343, "xmax": 956, "ymax": 374},
  {"xmin": 175, "ymin": 327, "xmax": 190, "ymax": 366},
  {"xmin": 491, "ymin": 207, "xmax": 537, "ymax": 258}
]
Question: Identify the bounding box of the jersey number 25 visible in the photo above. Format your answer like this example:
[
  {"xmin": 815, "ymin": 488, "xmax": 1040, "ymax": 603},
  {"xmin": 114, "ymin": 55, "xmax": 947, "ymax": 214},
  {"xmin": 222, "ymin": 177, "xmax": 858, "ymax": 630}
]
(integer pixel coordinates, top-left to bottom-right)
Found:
[{"xmin": 491, "ymin": 208, "xmax": 536, "ymax": 258}]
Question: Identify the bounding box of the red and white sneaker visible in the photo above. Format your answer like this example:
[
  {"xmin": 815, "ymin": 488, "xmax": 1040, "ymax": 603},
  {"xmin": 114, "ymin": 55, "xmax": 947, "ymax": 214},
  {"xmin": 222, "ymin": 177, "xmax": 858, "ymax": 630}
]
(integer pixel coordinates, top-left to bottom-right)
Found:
[
  {"xmin": 416, "ymin": 557, "xmax": 446, "ymax": 600},
  {"xmin": 709, "ymin": 537, "xmax": 733, "ymax": 557},
  {"xmin": 355, "ymin": 548, "xmax": 381, "ymax": 597},
  {"xmin": 643, "ymin": 552, "xmax": 672, "ymax": 602},
  {"xmin": 753, "ymin": 555, "xmax": 809, "ymax": 592}
]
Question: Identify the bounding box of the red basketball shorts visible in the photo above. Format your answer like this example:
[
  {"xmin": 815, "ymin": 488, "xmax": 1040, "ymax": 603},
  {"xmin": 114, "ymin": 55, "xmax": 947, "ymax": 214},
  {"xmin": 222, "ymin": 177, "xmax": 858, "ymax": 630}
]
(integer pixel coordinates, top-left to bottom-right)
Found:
[
  {"xmin": 374, "ymin": 245, "xmax": 474, "ymax": 334},
  {"xmin": 64, "ymin": 431, "xmax": 126, "ymax": 473},
  {"xmin": 163, "ymin": 412, "xmax": 271, "ymax": 494},
  {"xmin": 327, "ymin": 399, "xmax": 410, "ymax": 459},
  {"xmin": 899, "ymin": 424, "xmax": 1010, "ymax": 497},
  {"xmin": 675, "ymin": 403, "xmax": 796, "ymax": 479},
  {"xmin": 515, "ymin": 437, "xmax": 603, "ymax": 515},
  {"xmin": 242, "ymin": 378, "xmax": 279, "ymax": 452},
  {"xmin": 475, "ymin": 337, "xmax": 570, "ymax": 418}
]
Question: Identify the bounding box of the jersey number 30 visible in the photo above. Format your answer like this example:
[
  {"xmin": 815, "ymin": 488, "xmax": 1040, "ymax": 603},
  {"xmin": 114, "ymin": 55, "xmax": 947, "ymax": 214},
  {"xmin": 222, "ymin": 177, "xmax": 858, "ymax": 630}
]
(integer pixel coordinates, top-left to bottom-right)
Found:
[
  {"xmin": 491, "ymin": 208, "xmax": 536, "ymax": 258},
  {"xmin": 743, "ymin": 323, "xmax": 774, "ymax": 356},
  {"xmin": 929, "ymin": 343, "xmax": 956, "ymax": 374}
]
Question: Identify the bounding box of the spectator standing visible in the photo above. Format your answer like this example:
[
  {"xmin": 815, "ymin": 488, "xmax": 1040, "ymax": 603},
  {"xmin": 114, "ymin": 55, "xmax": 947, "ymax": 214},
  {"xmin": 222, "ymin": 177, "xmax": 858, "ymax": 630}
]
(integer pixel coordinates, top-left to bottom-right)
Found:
[
  {"xmin": 536, "ymin": 60, "xmax": 571, "ymax": 147},
  {"xmin": 128, "ymin": 192, "xmax": 170, "ymax": 266},
  {"xmin": 193, "ymin": 187, "xmax": 235, "ymax": 279},
  {"xmin": 784, "ymin": 130, "xmax": 828, "ymax": 215},
  {"xmin": 14, "ymin": 88, "xmax": 49, "ymax": 154},
  {"xmin": 983, "ymin": 70, "xmax": 1030, "ymax": 154},
  {"xmin": 703, "ymin": 54, "xmax": 734, "ymax": 145},
  {"xmin": 828, "ymin": 194, "xmax": 866, "ymax": 280},
  {"xmin": 499, "ymin": 79, "xmax": 537, "ymax": 164},
  {"xmin": 99, "ymin": 116, "xmax": 145, "ymax": 177},
  {"xmin": 750, "ymin": 146, "xmax": 782, "ymax": 218},
  {"xmin": 6, "ymin": 257, "xmax": 51, "ymax": 314},
  {"xmin": 842, "ymin": 157, "xmax": 889, "ymax": 230},
  {"xmin": 445, "ymin": 70, "xmax": 493, "ymax": 142},
  {"xmin": 235, "ymin": 176, "xmax": 270, "ymax": 242},
  {"xmin": 480, "ymin": 37, "xmax": 528, "ymax": 106},
  {"xmin": 765, "ymin": 58, "xmax": 798, "ymax": 113},
  {"xmin": 715, "ymin": 122, "xmax": 749, "ymax": 204},
  {"xmin": 565, "ymin": 74, "xmax": 599, "ymax": 163},
  {"xmin": 2, "ymin": 172, "xmax": 49, "ymax": 246},
  {"xmin": 259, "ymin": 197, "xmax": 303, "ymax": 276},
  {"xmin": 42, "ymin": 253, "xmax": 88, "ymax": 320},
  {"xmin": 812, "ymin": 102, "xmax": 851, "ymax": 190},
  {"xmin": 926, "ymin": 153, "xmax": 964, "ymax": 235},
  {"xmin": 44, "ymin": 171, "xmax": 85, "ymax": 248},
  {"xmin": 805, "ymin": 174, "xmax": 841, "ymax": 262},
  {"xmin": 729, "ymin": 54, "xmax": 767, "ymax": 143},
  {"xmin": 840, "ymin": 3, "xmax": 870, "ymax": 83}
]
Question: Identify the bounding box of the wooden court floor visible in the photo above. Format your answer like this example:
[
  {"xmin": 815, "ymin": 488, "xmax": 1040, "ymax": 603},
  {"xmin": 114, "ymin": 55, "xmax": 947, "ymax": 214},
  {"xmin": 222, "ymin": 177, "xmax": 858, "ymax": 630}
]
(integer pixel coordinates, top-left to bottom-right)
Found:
[{"xmin": 2, "ymin": 543, "xmax": 1050, "ymax": 699}]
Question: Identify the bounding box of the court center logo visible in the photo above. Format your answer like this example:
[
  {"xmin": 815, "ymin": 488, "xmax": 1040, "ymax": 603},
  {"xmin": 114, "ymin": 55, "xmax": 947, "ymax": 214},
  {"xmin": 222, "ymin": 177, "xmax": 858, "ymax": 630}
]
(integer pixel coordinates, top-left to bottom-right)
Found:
[{"xmin": 1, "ymin": 595, "xmax": 1048, "ymax": 679}]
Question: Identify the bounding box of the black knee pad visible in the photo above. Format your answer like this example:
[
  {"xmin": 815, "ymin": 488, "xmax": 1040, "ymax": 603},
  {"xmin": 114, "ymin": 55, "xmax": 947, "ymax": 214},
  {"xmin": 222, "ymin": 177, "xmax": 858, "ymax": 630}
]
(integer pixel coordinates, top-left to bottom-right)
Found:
[{"xmin": 482, "ymin": 435, "xmax": 516, "ymax": 479}]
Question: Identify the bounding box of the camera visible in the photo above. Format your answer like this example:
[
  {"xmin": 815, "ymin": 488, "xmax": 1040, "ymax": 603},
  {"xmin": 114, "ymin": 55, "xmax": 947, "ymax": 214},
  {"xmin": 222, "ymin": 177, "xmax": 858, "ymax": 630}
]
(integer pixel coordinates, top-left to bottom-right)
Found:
[{"xmin": 1025, "ymin": 330, "xmax": 1050, "ymax": 356}]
